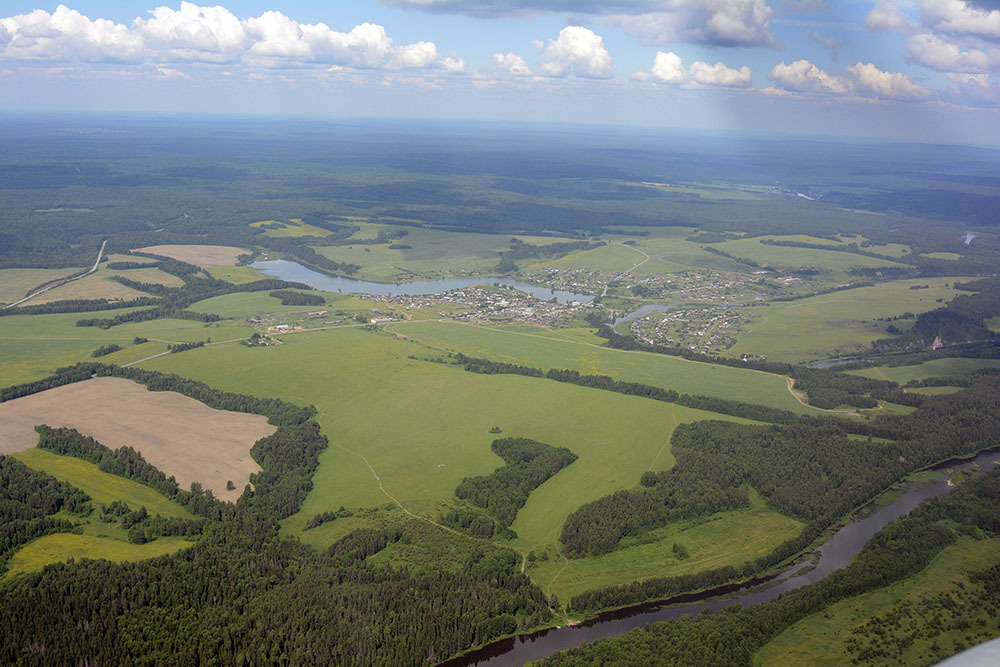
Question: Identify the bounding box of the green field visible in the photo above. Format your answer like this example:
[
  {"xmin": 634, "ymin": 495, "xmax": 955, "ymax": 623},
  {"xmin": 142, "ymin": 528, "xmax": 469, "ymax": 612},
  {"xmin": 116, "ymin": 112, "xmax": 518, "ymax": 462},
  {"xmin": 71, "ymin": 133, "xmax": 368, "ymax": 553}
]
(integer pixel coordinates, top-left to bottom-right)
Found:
[
  {"xmin": 732, "ymin": 278, "xmax": 961, "ymax": 363},
  {"xmin": 391, "ymin": 319, "xmax": 810, "ymax": 414},
  {"xmin": 0, "ymin": 267, "xmax": 86, "ymax": 305},
  {"xmin": 13, "ymin": 449, "xmax": 193, "ymax": 519},
  {"xmin": 711, "ymin": 237, "xmax": 906, "ymax": 274},
  {"xmin": 850, "ymin": 358, "xmax": 1000, "ymax": 384},
  {"xmin": 755, "ymin": 536, "xmax": 1000, "ymax": 666},
  {"xmin": 134, "ymin": 326, "xmax": 781, "ymax": 594},
  {"xmin": 905, "ymin": 385, "xmax": 965, "ymax": 396},
  {"xmin": 529, "ymin": 505, "xmax": 803, "ymax": 603},
  {"xmin": 4, "ymin": 534, "xmax": 194, "ymax": 580},
  {"xmin": 923, "ymin": 251, "xmax": 962, "ymax": 261},
  {"xmin": 206, "ymin": 265, "xmax": 267, "ymax": 284},
  {"xmin": 250, "ymin": 219, "xmax": 332, "ymax": 237},
  {"xmin": 313, "ymin": 223, "xmax": 573, "ymax": 282},
  {"xmin": 0, "ymin": 308, "xmax": 254, "ymax": 385}
]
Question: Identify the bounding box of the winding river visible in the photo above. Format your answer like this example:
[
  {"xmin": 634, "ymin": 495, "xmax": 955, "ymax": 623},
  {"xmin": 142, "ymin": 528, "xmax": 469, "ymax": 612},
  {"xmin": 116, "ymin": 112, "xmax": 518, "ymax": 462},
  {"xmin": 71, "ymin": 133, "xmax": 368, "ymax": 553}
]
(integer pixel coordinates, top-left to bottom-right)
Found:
[
  {"xmin": 249, "ymin": 260, "xmax": 593, "ymax": 304},
  {"xmin": 443, "ymin": 447, "xmax": 1000, "ymax": 666}
]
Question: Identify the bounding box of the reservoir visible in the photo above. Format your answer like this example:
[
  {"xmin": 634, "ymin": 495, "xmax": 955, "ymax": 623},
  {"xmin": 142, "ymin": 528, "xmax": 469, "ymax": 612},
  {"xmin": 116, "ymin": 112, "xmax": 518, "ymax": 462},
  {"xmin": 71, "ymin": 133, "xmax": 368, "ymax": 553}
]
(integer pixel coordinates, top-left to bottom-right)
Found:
[
  {"xmin": 250, "ymin": 260, "xmax": 593, "ymax": 304},
  {"xmin": 443, "ymin": 446, "xmax": 1000, "ymax": 666}
]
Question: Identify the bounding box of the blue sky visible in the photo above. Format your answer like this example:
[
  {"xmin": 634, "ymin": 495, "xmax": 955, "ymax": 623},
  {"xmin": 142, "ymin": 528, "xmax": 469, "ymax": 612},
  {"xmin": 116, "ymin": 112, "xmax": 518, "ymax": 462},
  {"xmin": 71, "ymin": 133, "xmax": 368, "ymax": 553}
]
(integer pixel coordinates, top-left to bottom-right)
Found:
[{"xmin": 2, "ymin": 1, "xmax": 999, "ymax": 144}]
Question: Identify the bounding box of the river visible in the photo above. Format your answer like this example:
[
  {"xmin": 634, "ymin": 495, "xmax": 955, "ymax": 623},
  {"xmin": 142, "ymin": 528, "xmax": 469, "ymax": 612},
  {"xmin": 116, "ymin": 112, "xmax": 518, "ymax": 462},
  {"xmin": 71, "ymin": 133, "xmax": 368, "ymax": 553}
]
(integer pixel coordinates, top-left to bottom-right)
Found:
[
  {"xmin": 442, "ymin": 447, "xmax": 1000, "ymax": 666},
  {"xmin": 249, "ymin": 260, "xmax": 593, "ymax": 304}
]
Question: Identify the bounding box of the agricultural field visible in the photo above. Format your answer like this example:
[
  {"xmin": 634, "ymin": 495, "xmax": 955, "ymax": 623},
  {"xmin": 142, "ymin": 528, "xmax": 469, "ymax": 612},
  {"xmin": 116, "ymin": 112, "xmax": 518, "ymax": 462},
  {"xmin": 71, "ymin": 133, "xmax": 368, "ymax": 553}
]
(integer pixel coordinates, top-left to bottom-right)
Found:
[
  {"xmin": 849, "ymin": 358, "xmax": 1000, "ymax": 384},
  {"xmin": 709, "ymin": 237, "xmax": 906, "ymax": 274},
  {"xmin": 4, "ymin": 534, "xmax": 194, "ymax": 580},
  {"xmin": 0, "ymin": 307, "xmax": 254, "ymax": 386},
  {"xmin": 731, "ymin": 278, "xmax": 961, "ymax": 363},
  {"xmin": 0, "ymin": 377, "xmax": 272, "ymax": 500},
  {"xmin": 136, "ymin": 326, "xmax": 774, "ymax": 594},
  {"xmin": 134, "ymin": 244, "xmax": 248, "ymax": 267},
  {"xmin": 389, "ymin": 319, "xmax": 810, "ymax": 414},
  {"xmin": 0, "ymin": 267, "xmax": 85, "ymax": 305},
  {"xmin": 755, "ymin": 536, "xmax": 1000, "ymax": 666}
]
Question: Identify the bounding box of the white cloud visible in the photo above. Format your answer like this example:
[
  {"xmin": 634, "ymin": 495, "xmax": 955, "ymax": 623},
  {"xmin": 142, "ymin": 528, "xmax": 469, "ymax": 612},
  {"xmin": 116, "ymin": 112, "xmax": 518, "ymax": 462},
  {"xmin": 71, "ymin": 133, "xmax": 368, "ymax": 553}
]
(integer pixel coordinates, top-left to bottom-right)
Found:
[
  {"xmin": 0, "ymin": 5, "xmax": 144, "ymax": 62},
  {"xmin": 135, "ymin": 2, "xmax": 245, "ymax": 62},
  {"xmin": 865, "ymin": 1, "xmax": 915, "ymax": 34},
  {"xmin": 154, "ymin": 64, "xmax": 188, "ymax": 78},
  {"xmin": 492, "ymin": 51, "xmax": 531, "ymax": 75},
  {"xmin": 906, "ymin": 33, "xmax": 1000, "ymax": 72},
  {"xmin": 769, "ymin": 59, "xmax": 851, "ymax": 93},
  {"xmin": 637, "ymin": 50, "xmax": 751, "ymax": 87},
  {"xmin": 609, "ymin": 0, "xmax": 777, "ymax": 48},
  {"xmin": 536, "ymin": 26, "xmax": 612, "ymax": 79},
  {"xmin": 689, "ymin": 60, "xmax": 752, "ymax": 86},
  {"xmin": 847, "ymin": 61, "xmax": 934, "ymax": 100},
  {"xmin": 946, "ymin": 71, "xmax": 1000, "ymax": 105},
  {"xmin": 0, "ymin": 4, "xmax": 462, "ymax": 74},
  {"xmin": 921, "ymin": 0, "xmax": 1000, "ymax": 41},
  {"xmin": 649, "ymin": 50, "xmax": 687, "ymax": 83}
]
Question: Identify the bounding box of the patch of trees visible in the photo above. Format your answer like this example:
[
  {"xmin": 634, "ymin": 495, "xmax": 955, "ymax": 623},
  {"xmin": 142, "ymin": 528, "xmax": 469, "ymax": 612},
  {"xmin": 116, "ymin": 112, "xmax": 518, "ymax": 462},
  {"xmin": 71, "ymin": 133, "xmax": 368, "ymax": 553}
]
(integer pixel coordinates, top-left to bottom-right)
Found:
[
  {"xmin": 496, "ymin": 238, "xmax": 604, "ymax": 273},
  {"xmin": 770, "ymin": 281, "xmax": 874, "ymax": 302},
  {"xmin": 167, "ymin": 341, "xmax": 205, "ymax": 353},
  {"xmin": 544, "ymin": 467, "xmax": 1000, "ymax": 666},
  {"xmin": 388, "ymin": 243, "xmax": 412, "ymax": 250},
  {"xmin": 105, "ymin": 261, "xmax": 154, "ymax": 270},
  {"xmin": 442, "ymin": 507, "xmax": 500, "ymax": 538},
  {"xmin": 759, "ymin": 238, "xmax": 903, "ymax": 263},
  {"xmin": 91, "ymin": 343, "xmax": 123, "ymax": 357},
  {"xmin": 304, "ymin": 506, "xmax": 353, "ymax": 530},
  {"xmin": 686, "ymin": 231, "xmax": 740, "ymax": 243},
  {"xmin": 77, "ymin": 307, "xmax": 220, "ymax": 329},
  {"xmin": 1, "ymin": 296, "xmax": 160, "ymax": 317},
  {"xmin": 701, "ymin": 245, "xmax": 759, "ymax": 267},
  {"xmin": 455, "ymin": 437, "xmax": 578, "ymax": 528},
  {"xmin": 269, "ymin": 289, "xmax": 325, "ymax": 306},
  {"xmin": 0, "ymin": 455, "xmax": 92, "ymax": 570}
]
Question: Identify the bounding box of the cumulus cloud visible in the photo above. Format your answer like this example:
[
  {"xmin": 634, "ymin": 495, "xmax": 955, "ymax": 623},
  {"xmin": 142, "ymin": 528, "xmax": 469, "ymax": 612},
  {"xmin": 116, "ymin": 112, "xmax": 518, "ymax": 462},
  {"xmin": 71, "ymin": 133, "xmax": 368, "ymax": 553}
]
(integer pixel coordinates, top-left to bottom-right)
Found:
[
  {"xmin": 609, "ymin": 0, "xmax": 777, "ymax": 48},
  {"xmin": 921, "ymin": 0, "xmax": 1000, "ymax": 41},
  {"xmin": 847, "ymin": 61, "xmax": 934, "ymax": 100},
  {"xmin": 0, "ymin": 3, "xmax": 463, "ymax": 73},
  {"xmin": 906, "ymin": 32, "xmax": 1000, "ymax": 72},
  {"xmin": 865, "ymin": 1, "xmax": 914, "ymax": 34},
  {"xmin": 636, "ymin": 50, "xmax": 752, "ymax": 87},
  {"xmin": 492, "ymin": 51, "xmax": 531, "ymax": 75},
  {"xmin": 0, "ymin": 5, "xmax": 144, "ymax": 62},
  {"xmin": 689, "ymin": 60, "xmax": 752, "ymax": 86},
  {"xmin": 534, "ymin": 26, "xmax": 612, "ymax": 79},
  {"xmin": 769, "ymin": 59, "xmax": 851, "ymax": 93}
]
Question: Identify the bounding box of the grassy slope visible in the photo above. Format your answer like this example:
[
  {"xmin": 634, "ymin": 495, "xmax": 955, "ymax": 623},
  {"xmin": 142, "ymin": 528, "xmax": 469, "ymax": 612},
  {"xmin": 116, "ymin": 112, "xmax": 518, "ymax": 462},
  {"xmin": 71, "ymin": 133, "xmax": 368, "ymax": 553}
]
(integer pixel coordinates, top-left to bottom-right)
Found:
[
  {"xmin": 391, "ymin": 319, "xmax": 810, "ymax": 414},
  {"xmin": 850, "ymin": 358, "xmax": 1000, "ymax": 384},
  {"xmin": 531, "ymin": 505, "xmax": 803, "ymax": 604},
  {"xmin": 732, "ymin": 278, "xmax": 961, "ymax": 363},
  {"xmin": 755, "ymin": 536, "xmax": 1000, "ymax": 666},
  {"xmin": 4, "ymin": 534, "xmax": 194, "ymax": 580},
  {"xmin": 13, "ymin": 449, "xmax": 193, "ymax": 519}
]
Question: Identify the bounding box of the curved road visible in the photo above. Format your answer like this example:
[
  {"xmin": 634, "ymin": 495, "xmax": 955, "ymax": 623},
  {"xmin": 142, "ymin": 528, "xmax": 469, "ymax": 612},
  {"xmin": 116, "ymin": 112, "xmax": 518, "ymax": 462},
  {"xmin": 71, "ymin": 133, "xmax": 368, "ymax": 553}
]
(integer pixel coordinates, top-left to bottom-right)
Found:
[{"xmin": 3, "ymin": 239, "xmax": 107, "ymax": 309}]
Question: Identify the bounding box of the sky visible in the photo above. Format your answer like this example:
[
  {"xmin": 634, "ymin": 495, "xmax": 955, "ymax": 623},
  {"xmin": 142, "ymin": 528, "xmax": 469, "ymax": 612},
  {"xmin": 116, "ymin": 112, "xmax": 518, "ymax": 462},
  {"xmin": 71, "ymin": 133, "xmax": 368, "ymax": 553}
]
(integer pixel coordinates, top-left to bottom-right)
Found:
[{"xmin": 1, "ymin": 1, "xmax": 1000, "ymax": 144}]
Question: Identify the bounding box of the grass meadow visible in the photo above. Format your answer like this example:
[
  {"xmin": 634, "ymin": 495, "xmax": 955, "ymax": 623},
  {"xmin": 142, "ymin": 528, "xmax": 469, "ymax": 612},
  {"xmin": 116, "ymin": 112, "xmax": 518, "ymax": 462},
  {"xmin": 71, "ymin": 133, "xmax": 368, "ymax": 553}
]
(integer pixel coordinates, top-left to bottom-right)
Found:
[
  {"xmin": 849, "ymin": 358, "xmax": 1000, "ymax": 384},
  {"xmin": 4, "ymin": 534, "xmax": 194, "ymax": 580},
  {"xmin": 136, "ymin": 325, "xmax": 791, "ymax": 596},
  {"xmin": 755, "ymin": 536, "xmax": 1000, "ymax": 666},
  {"xmin": 391, "ymin": 319, "xmax": 810, "ymax": 413},
  {"xmin": 731, "ymin": 278, "xmax": 961, "ymax": 363}
]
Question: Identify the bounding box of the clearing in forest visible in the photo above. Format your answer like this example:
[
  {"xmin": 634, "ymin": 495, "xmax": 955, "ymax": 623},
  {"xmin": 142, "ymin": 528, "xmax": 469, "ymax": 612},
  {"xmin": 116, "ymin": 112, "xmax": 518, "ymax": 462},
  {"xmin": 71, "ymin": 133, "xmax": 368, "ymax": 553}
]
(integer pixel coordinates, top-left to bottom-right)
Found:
[
  {"xmin": 135, "ymin": 244, "xmax": 248, "ymax": 268},
  {"xmin": 0, "ymin": 377, "xmax": 272, "ymax": 500}
]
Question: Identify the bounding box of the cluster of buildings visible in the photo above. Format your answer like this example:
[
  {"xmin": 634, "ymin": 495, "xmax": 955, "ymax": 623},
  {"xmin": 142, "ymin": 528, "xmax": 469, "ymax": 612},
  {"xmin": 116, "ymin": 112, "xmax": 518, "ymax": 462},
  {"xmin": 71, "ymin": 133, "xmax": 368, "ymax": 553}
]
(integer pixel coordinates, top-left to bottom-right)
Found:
[{"xmin": 629, "ymin": 306, "xmax": 744, "ymax": 354}]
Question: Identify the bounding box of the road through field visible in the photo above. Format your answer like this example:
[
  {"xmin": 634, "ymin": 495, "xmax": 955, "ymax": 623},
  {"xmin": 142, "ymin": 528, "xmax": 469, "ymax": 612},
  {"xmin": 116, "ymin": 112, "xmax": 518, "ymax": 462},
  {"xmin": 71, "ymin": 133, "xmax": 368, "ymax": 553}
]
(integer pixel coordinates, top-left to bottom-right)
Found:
[{"xmin": 3, "ymin": 239, "xmax": 107, "ymax": 309}]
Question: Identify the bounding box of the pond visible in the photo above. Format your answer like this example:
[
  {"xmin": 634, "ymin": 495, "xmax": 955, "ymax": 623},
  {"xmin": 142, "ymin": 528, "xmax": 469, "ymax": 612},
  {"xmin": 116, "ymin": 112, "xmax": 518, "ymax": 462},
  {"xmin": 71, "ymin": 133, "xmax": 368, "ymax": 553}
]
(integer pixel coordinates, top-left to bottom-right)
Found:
[{"xmin": 250, "ymin": 260, "xmax": 593, "ymax": 304}]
